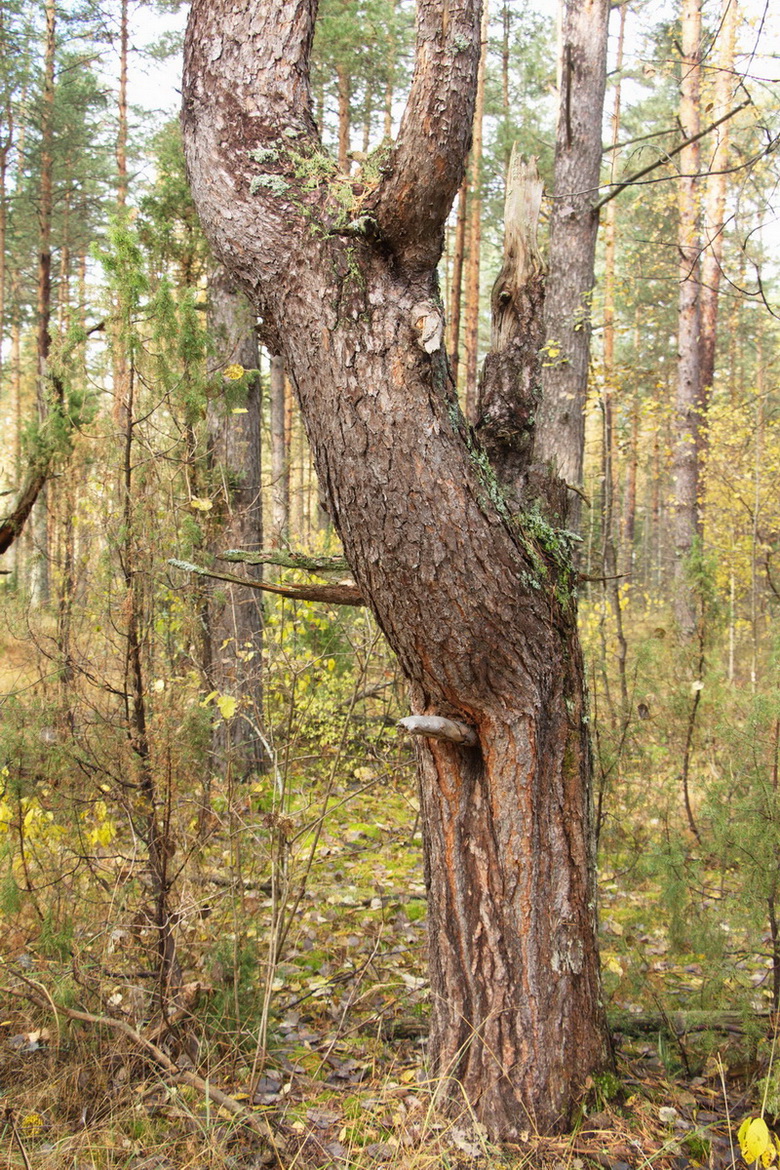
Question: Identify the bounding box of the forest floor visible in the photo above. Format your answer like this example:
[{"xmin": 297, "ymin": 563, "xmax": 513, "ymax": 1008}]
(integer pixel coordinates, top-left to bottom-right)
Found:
[
  {"xmin": 0, "ymin": 608, "xmax": 775, "ymax": 1169},
  {"xmin": 0, "ymin": 756, "xmax": 773, "ymax": 1170}
]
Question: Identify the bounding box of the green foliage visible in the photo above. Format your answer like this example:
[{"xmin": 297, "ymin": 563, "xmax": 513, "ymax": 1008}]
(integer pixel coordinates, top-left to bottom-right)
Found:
[{"xmin": 138, "ymin": 121, "xmax": 210, "ymax": 284}]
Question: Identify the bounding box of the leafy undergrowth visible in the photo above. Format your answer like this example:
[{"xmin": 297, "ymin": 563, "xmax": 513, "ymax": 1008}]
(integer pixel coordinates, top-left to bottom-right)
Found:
[{"xmin": 2, "ymin": 597, "xmax": 779, "ymax": 1168}]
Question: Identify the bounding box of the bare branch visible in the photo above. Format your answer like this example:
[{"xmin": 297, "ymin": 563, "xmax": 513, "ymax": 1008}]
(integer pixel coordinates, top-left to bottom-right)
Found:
[
  {"xmin": 593, "ymin": 98, "xmax": 751, "ymax": 211},
  {"xmin": 169, "ymin": 559, "xmax": 365, "ymax": 607}
]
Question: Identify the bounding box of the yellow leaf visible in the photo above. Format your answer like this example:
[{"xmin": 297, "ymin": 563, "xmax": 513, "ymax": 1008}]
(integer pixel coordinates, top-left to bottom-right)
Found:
[
  {"xmin": 216, "ymin": 694, "xmax": 237, "ymax": 720},
  {"xmin": 190, "ymin": 497, "xmax": 213, "ymax": 512},
  {"xmin": 739, "ymin": 1117, "xmax": 773, "ymax": 1164},
  {"xmin": 223, "ymin": 364, "xmax": 245, "ymax": 381}
]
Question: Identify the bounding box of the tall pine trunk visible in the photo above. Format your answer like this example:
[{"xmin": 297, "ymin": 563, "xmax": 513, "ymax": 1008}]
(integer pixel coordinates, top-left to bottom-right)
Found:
[
  {"xmin": 462, "ymin": 0, "xmax": 489, "ymax": 421},
  {"xmin": 29, "ymin": 0, "xmax": 57, "ymax": 605},
  {"xmin": 672, "ymin": 0, "xmax": 703, "ymax": 635}
]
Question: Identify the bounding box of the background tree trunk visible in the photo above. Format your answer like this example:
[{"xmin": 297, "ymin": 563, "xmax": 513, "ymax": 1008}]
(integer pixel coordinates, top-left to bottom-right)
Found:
[
  {"xmin": 462, "ymin": 0, "xmax": 489, "ymax": 421},
  {"xmin": 205, "ymin": 264, "xmax": 265, "ymax": 780},
  {"xmin": 29, "ymin": 0, "xmax": 57, "ymax": 606},
  {"xmin": 534, "ymin": 0, "xmax": 610, "ymax": 527},
  {"xmin": 672, "ymin": 0, "xmax": 703, "ymax": 636},
  {"xmin": 700, "ymin": 0, "xmax": 737, "ymax": 405},
  {"xmin": 269, "ymin": 353, "xmax": 290, "ymax": 548}
]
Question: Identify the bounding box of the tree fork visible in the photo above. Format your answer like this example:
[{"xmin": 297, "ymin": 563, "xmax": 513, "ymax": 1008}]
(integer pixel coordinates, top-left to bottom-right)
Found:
[{"xmin": 182, "ymin": 0, "xmax": 607, "ymax": 1136}]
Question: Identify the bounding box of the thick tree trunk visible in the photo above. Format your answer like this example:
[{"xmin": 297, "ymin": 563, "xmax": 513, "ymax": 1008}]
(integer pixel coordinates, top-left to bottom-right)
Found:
[
  {"xmin": 182, "ymin": 0, "xmax": 607, "ymax": 1136},
  {"xmin": 206, "ymin": 265, "xmax": 265, "ymax": 778},
  {"xmin": 672, "ymin": 0, "xmax": 703, "ymax": 636},
  {"xmin": 535, "ymin": 0, "xmax": 610, "ymax": 526}
]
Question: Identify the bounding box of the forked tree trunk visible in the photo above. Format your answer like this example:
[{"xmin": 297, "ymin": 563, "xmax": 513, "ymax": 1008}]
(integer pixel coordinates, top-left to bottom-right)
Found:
[{"xmin": 182, "ymin": 0, "xmax": 607, "ymax": 1136}]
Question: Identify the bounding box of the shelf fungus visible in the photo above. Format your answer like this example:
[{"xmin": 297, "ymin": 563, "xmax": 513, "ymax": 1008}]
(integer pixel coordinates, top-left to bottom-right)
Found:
[{"xmin": 396, "ymin": 715, "xmax": 478, "ymax": 746}]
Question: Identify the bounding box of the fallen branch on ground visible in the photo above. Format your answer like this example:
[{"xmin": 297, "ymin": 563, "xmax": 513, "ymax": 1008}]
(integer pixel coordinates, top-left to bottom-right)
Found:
[{"xmin": 3, "ymin": 978, "xmax": 285, "ymax": 1155}]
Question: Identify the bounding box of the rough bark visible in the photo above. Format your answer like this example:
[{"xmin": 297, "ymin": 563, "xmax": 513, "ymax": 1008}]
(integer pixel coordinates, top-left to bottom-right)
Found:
[
  {"xmin": 205, "ymin": 265, "xmax": 265, "ymax": 778},
  {"xmin": 182, "ymin": 0, "xmax": 607, "ymax": 1136},
  {"xmin": 672, "ymin": 0, "xmax": 703, "ymax": 636},
  {"xmin": 534, "ymin": 0, "xmax": 610, "ymax": 525}
]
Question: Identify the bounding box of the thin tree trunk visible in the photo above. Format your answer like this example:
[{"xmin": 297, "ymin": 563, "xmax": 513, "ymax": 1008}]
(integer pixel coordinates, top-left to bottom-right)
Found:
[
  {"xmin": 446, "ymin": 179, "xmax": 467, "ymax": 387},
  {"xmin": 0, "ymin": 104, "xmax": 10, "ymax": 393},
  {"xmin": 462, "ymin": 0, "xmax": 489, "ymax": 421},
  {"xmin": 116, "ymin": 0, "xmax": 129, "ymax": 207},
  {"xmin": 269, "ymin": 354, "xmax": 289, "ymax": 547},
  {"xmin": 383, "ymin": 0, "xmax": 397, "ymax": 139},
  {"xmin": 120, "ymin": 363, "xmax": 180, "ymax": 1001},
  {"xmin": 206, "ymin": 266, "xmax": 265, "ymax": 780},
  {"xmin": 672, "ymin": 0, "xmax": 703, "ymax": 636},
  {"xmin": 29, "ymin": 0, "xmax": 57, "ymax": 605},
  {"xmin": 700, "ymin": 0, "xmax": 737, "ymax": 404},
  {"xmin": 535, "ymin": 0, "xmax": 611, "ymax": 528},
  {"xmin": 623, "ymin": 393, "xmax": 638, "ymax": 567},
  {"xmin": 600, "ymin": 3, "xmax": 628, "ymax": 722},
  {"xmin": 336, "ymin": 63, "xmax": 350, "ymax": 171}
]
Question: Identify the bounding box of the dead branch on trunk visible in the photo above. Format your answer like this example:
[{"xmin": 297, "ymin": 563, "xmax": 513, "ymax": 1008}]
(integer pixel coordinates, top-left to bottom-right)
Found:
[
  {"xmin": 219, "ymin": 548, "xmax": 351, "ymax": 574},
  {"xmin": 169, "ymin": 559, "xmax": 365, "ymax": 606}
]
